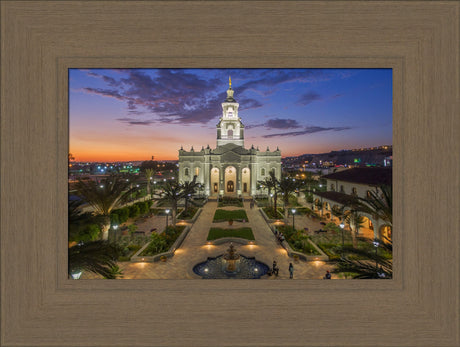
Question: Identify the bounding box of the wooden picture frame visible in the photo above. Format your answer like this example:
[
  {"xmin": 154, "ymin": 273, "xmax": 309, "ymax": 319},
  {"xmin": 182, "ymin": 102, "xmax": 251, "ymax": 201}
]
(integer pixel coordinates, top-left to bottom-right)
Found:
[{"xmin": 1, "ymin": 2, "xmax": 459, "ymax": 346}]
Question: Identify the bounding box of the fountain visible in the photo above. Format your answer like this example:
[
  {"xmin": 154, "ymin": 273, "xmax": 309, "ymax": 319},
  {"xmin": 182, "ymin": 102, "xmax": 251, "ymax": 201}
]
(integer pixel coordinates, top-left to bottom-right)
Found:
[
  {"xmin": 193, "ymin": 243, "xmax": 270, "ymax": 279},
  {"xmin": 222, "ymin": 243, "xmax": 240, "ymax": 274}
]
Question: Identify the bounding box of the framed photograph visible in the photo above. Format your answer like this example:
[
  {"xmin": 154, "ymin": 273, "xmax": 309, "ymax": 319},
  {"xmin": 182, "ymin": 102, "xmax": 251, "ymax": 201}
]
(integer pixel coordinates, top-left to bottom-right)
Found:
[
  {"xmin": 2, "ymin": 2, "xmax": 459, "ymax": 346},
  {"xmin": 68, "ymin": 68, "xmax": 393, "ymax": 281}
]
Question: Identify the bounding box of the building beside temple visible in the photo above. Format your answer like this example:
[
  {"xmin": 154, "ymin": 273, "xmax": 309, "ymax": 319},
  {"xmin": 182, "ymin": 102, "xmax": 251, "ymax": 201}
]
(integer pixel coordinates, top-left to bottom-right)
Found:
[
  {"xmin": 178, "ymin": 78, "xmax": 281, "ymax": 197},
  {"xmin": 312, "ymin": 167, "xmax": 392, "ymax": 240}
]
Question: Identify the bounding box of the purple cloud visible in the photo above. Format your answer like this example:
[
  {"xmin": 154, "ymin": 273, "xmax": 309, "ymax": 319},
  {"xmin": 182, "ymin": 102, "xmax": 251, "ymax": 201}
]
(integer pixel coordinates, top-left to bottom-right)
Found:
[
  {"xmin": 298, "ymin": 91, "xmax": 322, "ymax": 105},
  {"xmin": 262, "ymin": 126, "xmax": 351, "ymax": 138},
  {"xmin": 116, "ymin": 118, "xmax": 156, "ymax": 126},
  {"xmin": 265, "ymin": 118, "xmax": 302, "ymax": 129}
]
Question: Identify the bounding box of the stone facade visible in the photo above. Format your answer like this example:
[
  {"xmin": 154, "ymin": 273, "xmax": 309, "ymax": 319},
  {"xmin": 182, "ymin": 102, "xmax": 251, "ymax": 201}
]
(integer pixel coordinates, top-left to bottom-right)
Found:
[{"xmin": 178, "ymin": 79, "xmax": 281, "ymax": 197}]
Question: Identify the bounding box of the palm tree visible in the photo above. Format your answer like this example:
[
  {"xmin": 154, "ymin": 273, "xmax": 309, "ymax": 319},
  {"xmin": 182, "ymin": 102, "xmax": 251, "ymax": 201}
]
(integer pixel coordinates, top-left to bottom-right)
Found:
[
  {"xmin": 156, "ymin": 181, "xmax": 183, "ymax": 226},
  {"xmin": 331, "ymin": 205, "xmax": 345, "ymax": 223},
  {"xmin": 345, "ymin": 209, "xmax": 365, "ymax": 247},
  {"xmin": 181, "ymin": 176, "xmax": 199, "ymax": 215},
  {"xmin": 257, "ymin": 177, "xmax": 273, "ymax": 207},
  {"xmin": 68, "ymin": 240, "xmax": 123, "ymax": 279},
  {"xmin": 278, "ymin": 176, "xmax": 299, "ymax": 225},
  {"xmin": 74, "ymin": 175, "xmax": 139, "ymax": 240},
  {"xmin": 315, "ymin": 199, "xmax": 323, "ymax": 217},
  {"xmin": 144, "ymin": 168, "xmax": 154, "ymax": 198},
  {"xmin": 333, "ymin": 238, "xmax": 392, "ymax": 279},
  {"xmin": 357, "ymin": 185, "xmax": 392, "ymax": 226}
]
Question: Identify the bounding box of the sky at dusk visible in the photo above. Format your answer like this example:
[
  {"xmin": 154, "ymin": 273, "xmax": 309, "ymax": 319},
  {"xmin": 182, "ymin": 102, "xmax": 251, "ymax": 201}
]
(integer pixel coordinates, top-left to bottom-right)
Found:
[{"xmin": 69, "ymin": 68, "xmax": 392, "ymax": 162}]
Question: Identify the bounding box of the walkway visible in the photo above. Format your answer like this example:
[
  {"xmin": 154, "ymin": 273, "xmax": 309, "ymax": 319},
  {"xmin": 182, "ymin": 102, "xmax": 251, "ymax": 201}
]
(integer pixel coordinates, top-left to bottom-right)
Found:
[{"xmin": 100, "ymin": 199, "xmax": 335, "ymax": 280}]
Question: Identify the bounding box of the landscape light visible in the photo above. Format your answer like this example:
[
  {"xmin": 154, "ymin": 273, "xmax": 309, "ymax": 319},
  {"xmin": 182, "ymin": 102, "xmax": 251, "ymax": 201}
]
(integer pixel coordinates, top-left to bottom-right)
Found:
[{"xmin": 71, "ymin": 271, "xmax": 82, "ymax": 280}]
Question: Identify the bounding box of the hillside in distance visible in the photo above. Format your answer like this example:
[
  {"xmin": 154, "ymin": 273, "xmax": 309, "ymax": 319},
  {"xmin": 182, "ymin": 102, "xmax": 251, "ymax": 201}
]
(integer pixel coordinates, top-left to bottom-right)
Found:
[{"xmin": 283, "ymin": 146, "xmax": 392, "ymax": 167}]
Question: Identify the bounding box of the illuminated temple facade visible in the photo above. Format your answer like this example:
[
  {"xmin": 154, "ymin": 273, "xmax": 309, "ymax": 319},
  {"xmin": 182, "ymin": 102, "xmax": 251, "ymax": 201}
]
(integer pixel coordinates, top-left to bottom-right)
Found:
[{"xmin": 178, "ymin": 79, "xmax": 281, "ymax": 197}]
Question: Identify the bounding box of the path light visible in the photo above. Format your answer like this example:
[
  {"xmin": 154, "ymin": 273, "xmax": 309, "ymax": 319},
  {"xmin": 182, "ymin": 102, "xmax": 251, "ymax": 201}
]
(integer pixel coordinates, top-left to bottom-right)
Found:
[
  {"xmin": 71, "ymin": 271, "xmax": 82, "ymax": 280},
  {"xmin": 113, "ymin": 225, "xmax": 118, "ymax": 230}
]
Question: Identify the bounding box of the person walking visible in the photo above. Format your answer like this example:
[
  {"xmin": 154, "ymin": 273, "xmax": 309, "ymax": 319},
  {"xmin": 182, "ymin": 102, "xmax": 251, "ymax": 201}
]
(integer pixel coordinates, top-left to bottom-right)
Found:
[
  {"xmin": 289, "ymin": 263, "xmax": 294, "ymax": 279},
  {"xmin": 272, "ymin": 260, "xmax": 279, "ymax": 276}
]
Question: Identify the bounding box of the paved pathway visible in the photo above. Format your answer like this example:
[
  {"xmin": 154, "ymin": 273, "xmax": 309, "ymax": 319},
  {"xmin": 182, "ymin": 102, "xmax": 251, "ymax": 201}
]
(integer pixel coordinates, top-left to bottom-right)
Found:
[{"xmin": 90, "ymin": 199, "xmax": 336, "ymax": 280}]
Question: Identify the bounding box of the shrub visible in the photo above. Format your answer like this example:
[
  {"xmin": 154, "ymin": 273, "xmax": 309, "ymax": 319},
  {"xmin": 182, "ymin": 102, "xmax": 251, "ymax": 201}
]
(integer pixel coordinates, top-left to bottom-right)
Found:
[
  {"xmin": 117, "ymin": 208, "xmax": 130, "ymax": 223},
  {"xmin": 136, "ymin": 201, "xmax": 149, "ymax": 215},
  {"xmin": 140, "ymin": 225, "xmax": 186, "ymax": 256},
  {"xmin": 218, "ymin": 197, "xmax": 243, "ymax": 207},
  {"xmin": 110, "ymin": 213, "xmax": 119, "ymax": 226},
  {"xmin": 180, "ymin": 206, "xmax": 198, "ymax": 219},
  {"xmin": 79, "ymin": 224, "xmax": 101, "ymax": 242},
  {"xmin": 262, "ymin": 207, "xmax": 283, "ymax": 219},
  {"xmin": 128, "ymin": 204, "xmax": 140, "ymax": 218}
]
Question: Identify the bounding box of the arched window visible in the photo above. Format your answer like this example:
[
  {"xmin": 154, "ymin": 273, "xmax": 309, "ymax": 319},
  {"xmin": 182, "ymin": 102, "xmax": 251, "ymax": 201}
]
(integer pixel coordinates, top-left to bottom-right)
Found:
[
  {"xmin": 184, "ymin": 168, "xmax": 189, "ymax": 176},
  {"xmin": 271, "ymin": 168, "xmax": 276, "ymax": 175},
  {"xmin": 261, "ymin": 168, "xmax": 265, "ymax": 176},
  {"xmin": 330, "ymin": 184, "xmax": 335, "ymax": 191},
  {"xmin": 195, "ymin": 167, "xmax": 200, "ymax": 176},
  {"xmin": 340, "ymin": 185, "xmax": 344, "ymax": 193},
  {"xmin": 228, "ymin": 129, "xmax": 233, "ymax": 138},
  {"xmin": 367, "ymin": 190, "xmax": 372, "ymax": 198},
  {"xmin": 352, "ymin": 187, "xmax": 358, "ymax": 196}
]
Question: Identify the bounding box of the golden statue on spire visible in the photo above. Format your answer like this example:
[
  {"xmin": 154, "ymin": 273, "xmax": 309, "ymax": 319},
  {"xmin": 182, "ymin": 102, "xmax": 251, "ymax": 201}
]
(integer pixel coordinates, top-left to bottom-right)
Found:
[{"xmin": 229, "ymin": 76, "xmax": 232, "ymax": 88}]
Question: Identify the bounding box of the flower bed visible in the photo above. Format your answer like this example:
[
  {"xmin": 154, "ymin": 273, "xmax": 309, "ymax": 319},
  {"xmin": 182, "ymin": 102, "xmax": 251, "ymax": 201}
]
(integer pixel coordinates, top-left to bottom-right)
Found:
[
  {"xmin": 140, "ymin": 225, "xmax": 186, "ymax": 256},
  {"xmin": 276, "ymin": 225, "xmax": 321, "ymax": 256},
  {"xmin": 262, "ymin": 207, "xmax": 283, "ymax": 219}
]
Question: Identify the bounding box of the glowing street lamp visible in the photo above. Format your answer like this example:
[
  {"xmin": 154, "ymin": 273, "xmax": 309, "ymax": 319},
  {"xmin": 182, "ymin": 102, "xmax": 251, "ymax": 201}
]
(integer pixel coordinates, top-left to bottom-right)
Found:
[
  {"xmin": 373, "ymin": 239, "xmax": 380, "ymax": 268},
  {"xmin": 291, "ymin": 209, "xmax": 296, "ymax": 231},
  {"xmin": 165, "ymin": 209, "xmax": 170, "ymax": 227},
  {"xmin": 339, "ymin": 223, "xmax": 345, "ymax": 256}
]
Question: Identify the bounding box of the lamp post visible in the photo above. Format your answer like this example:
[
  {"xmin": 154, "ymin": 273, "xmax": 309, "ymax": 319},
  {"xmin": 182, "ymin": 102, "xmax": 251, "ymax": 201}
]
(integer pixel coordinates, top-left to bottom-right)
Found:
[
  {"xmin": 339, "ymin": 223, "xmax": 345, "ymax": 257},
  {"xmin": 149, "ymin": 176, "xmax": 153, "ymax": 198},
  {"xmin": 165, "ymin": 209, "xmax": 170, "ymax": 228},
  {"xmin": 291, "ymin": 209, "xmax": 296, "ymax": 231},
  {"xmin": 153, "ymin": 180, "xmax": 156, "ymax": 198},
  {"xmin": 373, "ymin": 239, "xmax": 380, "ymax": 269}
]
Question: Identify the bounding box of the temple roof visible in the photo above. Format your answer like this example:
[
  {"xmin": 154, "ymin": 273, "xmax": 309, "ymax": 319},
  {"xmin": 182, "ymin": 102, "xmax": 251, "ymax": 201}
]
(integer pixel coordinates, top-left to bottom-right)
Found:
[{"xmin": 212, "ymin": 143, "xmax": 250, "ymax": 155}]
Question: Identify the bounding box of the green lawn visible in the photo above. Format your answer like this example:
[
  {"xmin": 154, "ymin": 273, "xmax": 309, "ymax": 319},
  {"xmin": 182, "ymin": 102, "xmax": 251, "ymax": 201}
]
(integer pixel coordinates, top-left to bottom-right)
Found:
[
  {"xmin": 213, "ymin": 209, "xmax": 248, "ymax": 222},
  {"xmin": 207, "ymin": 227, "xmax": 255, "ymax": 241},
  {"xmin": 218, "ymin": 197, "xmax": 243, "ymax": 207}
]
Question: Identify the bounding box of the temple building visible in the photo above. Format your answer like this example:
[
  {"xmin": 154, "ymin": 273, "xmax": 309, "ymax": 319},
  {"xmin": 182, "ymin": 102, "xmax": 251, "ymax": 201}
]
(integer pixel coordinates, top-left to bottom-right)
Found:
[{"xmin": 178, "ymin": 78, "xmax": 281, "ymax": 197}]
